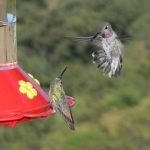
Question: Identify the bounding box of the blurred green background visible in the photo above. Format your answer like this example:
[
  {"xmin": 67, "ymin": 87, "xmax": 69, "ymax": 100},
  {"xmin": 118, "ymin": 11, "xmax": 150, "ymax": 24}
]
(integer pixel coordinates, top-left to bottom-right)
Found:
[{"xmin": 0, "ymin": 0, "xmax": 150, "ymax": 149}]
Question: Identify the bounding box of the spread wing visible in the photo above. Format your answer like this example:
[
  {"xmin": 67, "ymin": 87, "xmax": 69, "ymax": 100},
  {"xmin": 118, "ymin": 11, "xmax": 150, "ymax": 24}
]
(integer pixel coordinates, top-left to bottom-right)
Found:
[
  {"xmin": 92, "ymin": 50, "xmax": 112, "ymax": 74},
  {"xmin": 92, "ymin": 39, "xmax": 123, "ymax": 77}
]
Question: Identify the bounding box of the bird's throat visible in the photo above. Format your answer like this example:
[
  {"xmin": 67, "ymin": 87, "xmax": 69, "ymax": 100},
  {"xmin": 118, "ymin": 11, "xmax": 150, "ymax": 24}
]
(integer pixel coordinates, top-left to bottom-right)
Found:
[{"xmin": 102, "ymin": 33, "xmax": 110, "ymax": 38}]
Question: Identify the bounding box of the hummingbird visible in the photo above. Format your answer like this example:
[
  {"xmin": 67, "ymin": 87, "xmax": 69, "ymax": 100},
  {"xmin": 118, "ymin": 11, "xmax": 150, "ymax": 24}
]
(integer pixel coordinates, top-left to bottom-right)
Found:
[
  {"xmin": 49, "ymin": 67, "xmax": 75, "ymax": 130},
  {"xmin": 65, "ymin": 22, "xmax": 123, "ymax": 78}
]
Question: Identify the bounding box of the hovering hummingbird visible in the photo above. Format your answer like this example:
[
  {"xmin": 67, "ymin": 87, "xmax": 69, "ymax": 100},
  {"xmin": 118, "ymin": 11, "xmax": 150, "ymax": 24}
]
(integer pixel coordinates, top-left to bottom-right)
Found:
[
  {"xmin": 49, "ymin": 67, "xmax": 75, "ymax": 130},
  {"xmin": 65, "ymin": 22, "xmax": 123, "ymax": 78}
]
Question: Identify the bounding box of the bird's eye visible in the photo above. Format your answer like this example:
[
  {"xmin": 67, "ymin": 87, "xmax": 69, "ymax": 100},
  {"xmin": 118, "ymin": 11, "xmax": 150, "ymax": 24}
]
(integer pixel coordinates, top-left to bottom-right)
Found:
[{"xmin": 105, "ymin": 26, "xmax": 108, "ymax": 29}]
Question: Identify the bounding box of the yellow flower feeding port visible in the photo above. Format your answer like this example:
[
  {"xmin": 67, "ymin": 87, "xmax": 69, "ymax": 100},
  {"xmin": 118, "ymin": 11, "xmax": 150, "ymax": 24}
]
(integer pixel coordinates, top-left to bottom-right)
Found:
[{"xmin": 19, "ymin": 80, "xmax": 38, "ymax": 99}]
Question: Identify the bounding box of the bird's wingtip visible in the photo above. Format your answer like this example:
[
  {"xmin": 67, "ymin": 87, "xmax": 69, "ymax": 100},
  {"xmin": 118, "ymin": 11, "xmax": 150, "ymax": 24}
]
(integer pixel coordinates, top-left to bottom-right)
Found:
[{"xmin": 68, "ymin": 123, "xmax": 75, "ymax": 131}]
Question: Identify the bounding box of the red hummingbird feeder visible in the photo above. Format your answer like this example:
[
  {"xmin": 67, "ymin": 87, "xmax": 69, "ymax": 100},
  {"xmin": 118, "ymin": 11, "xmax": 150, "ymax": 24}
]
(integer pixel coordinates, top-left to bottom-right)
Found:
[{"xmin": 0, "ymin": 0, "xmax": 75, "ymax": 128}]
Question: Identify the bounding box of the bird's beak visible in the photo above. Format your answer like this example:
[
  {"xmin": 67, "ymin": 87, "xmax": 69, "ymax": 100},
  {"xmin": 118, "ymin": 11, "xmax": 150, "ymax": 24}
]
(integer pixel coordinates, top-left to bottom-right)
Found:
[{"xmin": 59, "ymin": 67, "xmax": 67, "ymax": 79}]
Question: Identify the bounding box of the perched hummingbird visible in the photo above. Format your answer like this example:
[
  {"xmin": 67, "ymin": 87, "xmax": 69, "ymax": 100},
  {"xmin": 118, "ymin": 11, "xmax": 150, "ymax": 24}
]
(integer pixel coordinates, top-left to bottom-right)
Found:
[
  {"xmin": 49, "ymin": 67, "xmax": 75, "ymax": 130},
  {"xmin": 65, "ymin": 22, "xmax": 123, "ymax": 78}
]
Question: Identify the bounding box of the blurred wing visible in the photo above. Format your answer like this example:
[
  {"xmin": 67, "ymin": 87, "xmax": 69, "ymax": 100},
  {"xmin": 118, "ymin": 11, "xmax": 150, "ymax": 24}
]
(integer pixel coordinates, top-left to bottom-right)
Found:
[
  {"xmin": 117, "ymin": 36, "xmax": 132, "ymax": 42},
  {"xmin": 64, "ymin": 36, "xmax": 93, "ymax": 41},
  {"xmin": 64, "ymin": 34, "xmax": 103, "ymax": 48}
]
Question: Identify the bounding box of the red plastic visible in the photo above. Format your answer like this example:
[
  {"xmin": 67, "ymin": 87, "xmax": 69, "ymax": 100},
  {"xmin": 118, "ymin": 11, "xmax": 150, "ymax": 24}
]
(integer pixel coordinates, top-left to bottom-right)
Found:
[{"xmin": 0, "ymin": 64, "xmax": 75, "ymax": 128}]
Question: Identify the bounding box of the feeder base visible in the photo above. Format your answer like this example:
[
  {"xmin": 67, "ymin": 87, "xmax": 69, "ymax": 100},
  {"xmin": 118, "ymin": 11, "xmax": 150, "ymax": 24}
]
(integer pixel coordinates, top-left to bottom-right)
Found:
[{"xmin": 0, "ymin": 65, "xmax": 75, "ymax": 128}]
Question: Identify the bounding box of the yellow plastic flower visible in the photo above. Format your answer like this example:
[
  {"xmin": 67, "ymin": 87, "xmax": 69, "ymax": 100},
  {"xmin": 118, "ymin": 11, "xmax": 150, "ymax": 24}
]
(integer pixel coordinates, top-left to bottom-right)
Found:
[
  {"xmin": 28, "ymin": 73, "xmax": 40, "ymax": 85},
  {"xmin": 19, "ymin": 80, "xmax": 38, "ymax": 99}
]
